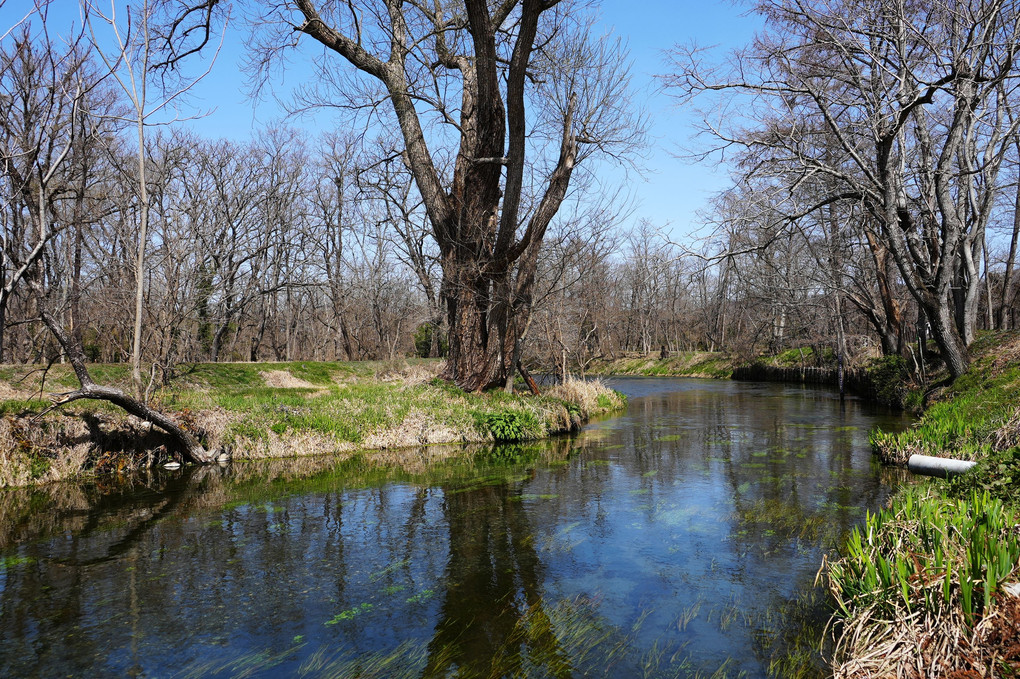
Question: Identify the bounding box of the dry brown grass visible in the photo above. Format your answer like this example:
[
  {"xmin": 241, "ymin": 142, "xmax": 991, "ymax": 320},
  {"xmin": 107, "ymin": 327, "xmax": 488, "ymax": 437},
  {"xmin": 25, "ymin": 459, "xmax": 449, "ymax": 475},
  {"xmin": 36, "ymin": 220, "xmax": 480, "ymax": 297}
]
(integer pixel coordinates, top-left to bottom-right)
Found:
[
  {"xmin": 228, "ymin": 430, "xmax": 358, "ymax": 461},
  {"xmin": 834, "ymin": 584, "xmax": 1020, "ymax": 679},
  {"xmin": 992, "ymin": 407, "xmax": 1020, "ymax": 453},
  {"xmin": 544, "ymin": 377, "xmax": 619, "ymax": 418},
  {"xmin": 373, "ymin": 359, "xmax": 443, "ymax": 383},
  {"xmin": 0, "ymin": 381, "xmax": 31, "ymax": 401},
  {"xmin": 260, "ymin": 370, "xmax": 317, "ymax": 389},
  {"xmin": 394, "ymin": 360, "xmax": 444, "ymax": 385},
  {"xmin": 984, "ymin": 332, "xmax": 1020, "ymax": 376},
  {"xmin": 0, "ymin": 416, "xmax": 93, "ymax": 487},
  {"xmin": 362, "ymin": 410, "xmax": 468, "ymax": 449}
]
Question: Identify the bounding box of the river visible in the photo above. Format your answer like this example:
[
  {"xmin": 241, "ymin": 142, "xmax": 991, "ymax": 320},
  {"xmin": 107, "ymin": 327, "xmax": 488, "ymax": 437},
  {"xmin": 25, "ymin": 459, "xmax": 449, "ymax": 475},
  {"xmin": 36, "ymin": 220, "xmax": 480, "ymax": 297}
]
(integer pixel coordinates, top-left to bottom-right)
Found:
[{"xmin": 0, "ymin": 378, "xmax": 910, "ymax": 678}]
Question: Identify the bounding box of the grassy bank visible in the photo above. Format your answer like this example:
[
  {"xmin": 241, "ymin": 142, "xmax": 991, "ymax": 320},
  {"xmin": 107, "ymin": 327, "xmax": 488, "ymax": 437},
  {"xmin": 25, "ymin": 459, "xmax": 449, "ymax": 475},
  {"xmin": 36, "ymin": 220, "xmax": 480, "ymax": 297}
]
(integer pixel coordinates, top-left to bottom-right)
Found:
[
  {"xmin": 825, "ymin": 331, "xmax": 1020, "ymax": 678},
  {"xmin": 585, "ymin": 346, "xmax": 874, "ymax": 383},
  {"xmin": 0, "ymin": 360, "xmax": 625, "ymax": 489},
  {"xmin": 585, "ymin": 351, "xmax": 736, "ymax": 378}
]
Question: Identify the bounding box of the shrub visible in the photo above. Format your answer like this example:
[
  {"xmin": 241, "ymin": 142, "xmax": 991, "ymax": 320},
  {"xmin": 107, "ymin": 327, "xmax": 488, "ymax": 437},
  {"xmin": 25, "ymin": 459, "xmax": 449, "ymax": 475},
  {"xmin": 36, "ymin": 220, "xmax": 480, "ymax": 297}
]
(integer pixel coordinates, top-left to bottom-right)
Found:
[
  {"xmin": 413, "ymin": 323, "xmax": 447, "ymax": 358},
  {"xmin": 479, "ymin": 409, "xmax": 540, "ymax": 442},
  {"xmin": 865, "ymin": 354, "xmax": 909, "ymax": 406}
]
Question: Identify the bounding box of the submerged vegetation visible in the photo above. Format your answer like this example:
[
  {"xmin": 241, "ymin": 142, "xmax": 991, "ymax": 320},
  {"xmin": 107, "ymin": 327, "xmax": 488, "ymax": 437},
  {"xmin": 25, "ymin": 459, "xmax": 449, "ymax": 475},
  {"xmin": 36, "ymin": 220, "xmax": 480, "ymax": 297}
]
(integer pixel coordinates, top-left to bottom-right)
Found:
[{"xmin": 0, "ymin": 360, "xmax": 624, "ymax": 488}]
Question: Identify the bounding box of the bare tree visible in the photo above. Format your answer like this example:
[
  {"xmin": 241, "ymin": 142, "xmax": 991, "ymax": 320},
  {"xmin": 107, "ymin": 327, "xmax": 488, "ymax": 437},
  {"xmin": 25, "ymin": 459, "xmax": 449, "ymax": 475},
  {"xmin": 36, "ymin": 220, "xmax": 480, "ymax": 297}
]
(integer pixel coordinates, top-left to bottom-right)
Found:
[
  {"xmin": 0, "ymin": 20, "xmax": 87, "ymax": 363},
  {"xmin": 236, "ymin": 0, "xmax": 642, "ymax": 390},
  {"xmin": 667, "ymin": 0, "xmax": 1020, "ymax": 378},
  {"xmin": 85, "ymin": 0, "xmax": 220, "ymax": 396}
]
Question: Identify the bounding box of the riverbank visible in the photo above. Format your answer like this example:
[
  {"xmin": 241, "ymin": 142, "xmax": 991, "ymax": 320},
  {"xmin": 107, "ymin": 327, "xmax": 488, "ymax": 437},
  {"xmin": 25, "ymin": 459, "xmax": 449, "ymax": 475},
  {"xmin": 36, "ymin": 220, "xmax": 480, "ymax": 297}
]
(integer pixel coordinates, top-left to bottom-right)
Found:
[
  {"xmin": 585, "ymin": 348, "xmax": 913, "ymax": 406},
  {"xmin": 824, "ymin": 330, "xmax": 1020, "ymax": 677},
  {"xmin": 0, "ymin": 373, "xmax": 910, "ymax": 678},
  {"xmin": 0, "ymin": 360, "xmax": 625, "ymax": 489},
  {"xmin": 584, "ymin": 351, "xmax": 736, "ymax": 378}
]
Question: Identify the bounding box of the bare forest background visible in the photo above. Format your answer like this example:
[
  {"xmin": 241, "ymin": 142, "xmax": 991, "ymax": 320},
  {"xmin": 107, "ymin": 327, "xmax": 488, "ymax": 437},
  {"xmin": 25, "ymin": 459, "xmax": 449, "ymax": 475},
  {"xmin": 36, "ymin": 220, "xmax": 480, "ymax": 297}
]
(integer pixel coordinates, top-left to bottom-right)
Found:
[{"xmin": 5, "ymin": 0, "xmax": 1020, "ymax": 389}]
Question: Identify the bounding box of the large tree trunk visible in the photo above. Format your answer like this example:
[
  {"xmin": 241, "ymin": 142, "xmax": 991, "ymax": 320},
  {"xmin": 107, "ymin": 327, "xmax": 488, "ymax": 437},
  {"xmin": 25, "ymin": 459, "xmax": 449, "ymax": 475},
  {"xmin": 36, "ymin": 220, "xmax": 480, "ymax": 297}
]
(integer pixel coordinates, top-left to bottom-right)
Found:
[
  {"xmin": 440, "ymin": 271, "xmax": 514, "ymax": 391},
  {"xmin": 926, "ymin": 300, "xmax": 970, "ymax": 379},
  {"xmin": 292, "ymin": 0, "xmax": 580, "ymax": 392}
]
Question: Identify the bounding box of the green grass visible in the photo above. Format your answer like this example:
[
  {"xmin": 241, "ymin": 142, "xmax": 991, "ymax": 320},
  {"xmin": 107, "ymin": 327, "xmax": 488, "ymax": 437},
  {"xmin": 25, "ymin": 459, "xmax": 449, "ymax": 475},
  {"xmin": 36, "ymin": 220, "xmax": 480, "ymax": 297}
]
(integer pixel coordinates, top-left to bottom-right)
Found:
[
  {"xmin": 0, "ymin": 399, "xmax": 48, "ymax": 415},
  {"xmin": 1, "ymin": 359, "xmax": 625, "ymax": 476},
  {"xmin": 869, "ymin": 334, "xmax": 1020, "ymax": 464},
  {"xmin": 587, "ymin": 351, "xmax": 736, "ymax": 378},
  {"xmin": 826, "ymin": 330, "xmax": 1020, "ymax": 676},
  {"xmin": 767, "ymin": 346, "xmax": 835, "ymax": 368}
]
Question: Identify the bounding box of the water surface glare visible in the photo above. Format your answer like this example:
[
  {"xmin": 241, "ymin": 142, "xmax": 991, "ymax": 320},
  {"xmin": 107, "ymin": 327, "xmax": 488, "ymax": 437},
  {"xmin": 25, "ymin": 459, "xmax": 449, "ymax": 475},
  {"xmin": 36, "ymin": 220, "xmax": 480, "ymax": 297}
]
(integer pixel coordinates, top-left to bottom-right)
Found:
[{"xmin": 0, "ymin": 378, "xmax": 910, "ymax": 678}]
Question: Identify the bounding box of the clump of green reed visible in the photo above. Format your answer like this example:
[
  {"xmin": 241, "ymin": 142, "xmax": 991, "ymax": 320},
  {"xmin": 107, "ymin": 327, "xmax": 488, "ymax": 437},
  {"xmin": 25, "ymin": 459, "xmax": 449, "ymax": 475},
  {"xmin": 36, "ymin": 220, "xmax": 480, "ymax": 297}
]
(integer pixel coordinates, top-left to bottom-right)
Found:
[
  {"xmin": 826, "ymin": 485, "xmax": 1020, "ymax": 676},
  {"xmin": 869, "ymin": 382, "xmax": 1016, "ymax": 465},
  {"xmin": 831, "ymin": 486, "xmax": 1018, "ymax": 625}
]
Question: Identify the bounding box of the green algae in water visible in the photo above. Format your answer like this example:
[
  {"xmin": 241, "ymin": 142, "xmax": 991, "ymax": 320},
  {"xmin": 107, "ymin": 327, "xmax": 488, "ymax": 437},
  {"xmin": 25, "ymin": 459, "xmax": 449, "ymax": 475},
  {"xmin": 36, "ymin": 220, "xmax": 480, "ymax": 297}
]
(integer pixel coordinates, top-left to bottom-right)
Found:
[
  {"xmin": 405, "ymin": 589, "xmax": 434, "ymax": 604},
  {"xmin": 370, "ymin": 558, "xmax": 410, "ymax": 581},
  {"xmin": 325, "ymin": 602, "xmax": 374, "ymax": 625},
  {"xmin": 0, "ymin": 554, "xmax": 34, "ymax": 570},
  {"xmin": 655, "ymin": 508, "xmax": 695, "ymax": 526}
]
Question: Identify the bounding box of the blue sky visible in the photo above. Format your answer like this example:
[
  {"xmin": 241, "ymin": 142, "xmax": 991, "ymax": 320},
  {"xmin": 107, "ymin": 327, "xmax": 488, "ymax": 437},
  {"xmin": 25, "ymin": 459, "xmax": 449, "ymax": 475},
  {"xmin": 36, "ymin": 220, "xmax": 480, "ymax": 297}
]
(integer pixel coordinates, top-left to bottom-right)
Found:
[
  {"xmin": 16, "ymin": 1, "xmax": 763, "ymax": 240},
  {"xmin": 590, "ymin": 1, "xmax": 761, "ymax": 238}
]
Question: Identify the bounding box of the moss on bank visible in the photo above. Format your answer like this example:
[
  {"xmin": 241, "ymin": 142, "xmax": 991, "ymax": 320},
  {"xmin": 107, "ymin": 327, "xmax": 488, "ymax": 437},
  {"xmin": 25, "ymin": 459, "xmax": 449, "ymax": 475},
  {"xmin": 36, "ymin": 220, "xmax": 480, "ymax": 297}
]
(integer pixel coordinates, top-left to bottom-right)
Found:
[
  {"xmin": 0, "ymin": 360, "xmax": 625, "ymax": 489},
  {"xmin": 826, "ymin": 331, "xmax": 1020, "ymax": 678}
]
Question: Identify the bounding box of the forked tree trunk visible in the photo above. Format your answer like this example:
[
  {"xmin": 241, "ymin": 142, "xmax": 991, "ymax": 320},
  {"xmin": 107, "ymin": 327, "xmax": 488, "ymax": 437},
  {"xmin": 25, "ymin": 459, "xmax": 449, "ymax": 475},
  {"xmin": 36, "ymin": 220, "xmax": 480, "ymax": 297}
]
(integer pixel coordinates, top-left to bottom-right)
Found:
[
  {"xmin": 293, "ymin": 0, "xmax": 578, "ymax": 392},
  {"xmin": 440, "ymin": 271, "xmax": 517, "ymax": 391}
]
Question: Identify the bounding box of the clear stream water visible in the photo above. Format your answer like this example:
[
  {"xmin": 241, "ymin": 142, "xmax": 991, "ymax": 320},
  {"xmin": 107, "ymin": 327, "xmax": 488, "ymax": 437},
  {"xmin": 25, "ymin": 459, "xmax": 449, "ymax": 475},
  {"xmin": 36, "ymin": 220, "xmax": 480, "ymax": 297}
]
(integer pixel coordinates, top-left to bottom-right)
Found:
[{"xmin": 0, "ymin": 378, "xmax": 911, "ymax": 678}]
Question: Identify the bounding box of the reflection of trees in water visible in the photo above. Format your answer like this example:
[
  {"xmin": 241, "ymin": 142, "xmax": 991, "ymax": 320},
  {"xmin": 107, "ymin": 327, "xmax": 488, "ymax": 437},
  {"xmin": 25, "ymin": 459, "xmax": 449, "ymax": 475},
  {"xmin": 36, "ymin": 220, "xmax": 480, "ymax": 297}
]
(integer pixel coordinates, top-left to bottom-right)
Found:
[
  {"xmin": 423, "ymin": 478, "xmax": 570, "ymax": 678},
  {"xmin": 0, "ymin": 466, "xmax": 225, "ymax": 550},
  {"xmin": 601, "ymin": 382, "xmax": 899, "ymax": 676},
  {"xmin": 0, "ymin": 465, "xmax": 235, "ymax": 678},
  {"xmin": 0, "ymin": 441, "xmax": 598, "ymax": 677},
  {"xmin": 0, "ymin": 388, "xmax": 909, "ymax": 678}
]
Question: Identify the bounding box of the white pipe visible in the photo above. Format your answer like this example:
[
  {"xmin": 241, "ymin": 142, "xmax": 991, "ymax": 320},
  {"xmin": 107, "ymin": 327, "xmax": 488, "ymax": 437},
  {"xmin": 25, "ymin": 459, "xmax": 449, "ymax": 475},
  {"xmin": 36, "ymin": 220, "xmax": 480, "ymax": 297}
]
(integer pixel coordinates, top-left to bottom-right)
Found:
[{"xmin": 907, "ymin": 454, "xmax": 976, "ymax": 478}]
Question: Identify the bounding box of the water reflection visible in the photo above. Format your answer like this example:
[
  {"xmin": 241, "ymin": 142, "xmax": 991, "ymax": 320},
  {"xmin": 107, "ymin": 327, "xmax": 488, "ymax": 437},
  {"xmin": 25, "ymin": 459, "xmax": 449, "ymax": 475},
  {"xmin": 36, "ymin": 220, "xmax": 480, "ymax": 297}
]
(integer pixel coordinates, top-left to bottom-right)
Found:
[{"xmin": 0, "ymin": 379, "xmax": 910, "ymax": 678}]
